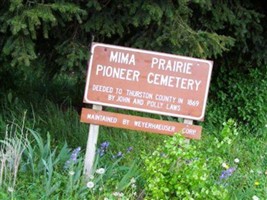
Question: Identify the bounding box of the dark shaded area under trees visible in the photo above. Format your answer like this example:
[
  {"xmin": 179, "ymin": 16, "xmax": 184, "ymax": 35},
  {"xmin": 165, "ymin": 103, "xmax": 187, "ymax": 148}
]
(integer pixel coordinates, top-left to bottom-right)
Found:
[{"xmin": 0, "ymin": 0, "xmax": 266, "ymax": 135}]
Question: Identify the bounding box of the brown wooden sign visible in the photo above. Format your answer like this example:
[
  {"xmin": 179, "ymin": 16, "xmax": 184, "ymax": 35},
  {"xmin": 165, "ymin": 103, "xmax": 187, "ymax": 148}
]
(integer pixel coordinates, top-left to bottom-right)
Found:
[
  {"xmin": 81, "ymin": 108, "xmax": 202, "ymax": 139},
  {"xmin": 84, "ymin": 43, "xmax": 213, "ymax": 121}
]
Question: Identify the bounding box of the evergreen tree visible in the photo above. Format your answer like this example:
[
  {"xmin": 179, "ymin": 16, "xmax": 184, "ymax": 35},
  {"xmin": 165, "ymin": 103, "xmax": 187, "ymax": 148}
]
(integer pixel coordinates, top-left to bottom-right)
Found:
[{"xmin": 1, "ymin": 0, "xmax": 266, "ymax": 132}]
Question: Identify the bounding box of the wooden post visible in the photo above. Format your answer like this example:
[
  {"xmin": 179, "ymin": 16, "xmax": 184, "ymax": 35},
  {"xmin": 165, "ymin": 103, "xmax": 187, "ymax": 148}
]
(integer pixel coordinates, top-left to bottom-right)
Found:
[
  {"xmin": 83, "ymin": 104, "xmax": 102, "ymax": 178},
  {"xmin": 184, "ymin": 119, "xmax": 193, "ymax": 125},
  {"xmin": 183, "ymin": 119, "xmax": 193, "ymax": 144}
]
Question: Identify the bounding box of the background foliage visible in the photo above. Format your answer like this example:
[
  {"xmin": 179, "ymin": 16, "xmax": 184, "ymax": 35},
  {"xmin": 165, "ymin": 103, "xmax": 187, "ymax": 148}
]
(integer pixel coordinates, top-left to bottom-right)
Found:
[
  {"xmin": 0, "ymin": 1, "xmax": 267, "ymax": 199},
  {"xmin": 1, "ymin": 1, "xmax": 267, "ymax": 131}
]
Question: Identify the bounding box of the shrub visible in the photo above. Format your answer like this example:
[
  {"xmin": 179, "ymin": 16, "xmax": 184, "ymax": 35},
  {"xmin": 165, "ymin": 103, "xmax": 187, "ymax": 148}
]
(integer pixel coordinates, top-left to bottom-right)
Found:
[
  {"xmin": 207, "ymin": 68, "xmax": 267, "ymax": 136},
  {"xmin": 142, "ymin": 133, "xmax": 228, "ymax": 199}
]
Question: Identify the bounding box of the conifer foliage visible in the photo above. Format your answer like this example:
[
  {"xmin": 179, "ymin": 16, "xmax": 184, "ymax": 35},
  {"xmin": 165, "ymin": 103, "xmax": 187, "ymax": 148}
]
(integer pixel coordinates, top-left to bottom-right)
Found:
[{"xmin": 0, "ymin": 0, "xmax": 266, "ymax": 90}]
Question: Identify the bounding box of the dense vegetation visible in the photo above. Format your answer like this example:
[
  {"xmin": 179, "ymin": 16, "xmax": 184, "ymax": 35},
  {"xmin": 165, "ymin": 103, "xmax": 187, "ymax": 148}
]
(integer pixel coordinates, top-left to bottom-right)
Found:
[
  {"xmin": 0, "ymin": 0, "xmax": 266, "ymax": 199},
  {"xmin": 1, "ymin": 0, "xmax": 267, "ymax": 132}
]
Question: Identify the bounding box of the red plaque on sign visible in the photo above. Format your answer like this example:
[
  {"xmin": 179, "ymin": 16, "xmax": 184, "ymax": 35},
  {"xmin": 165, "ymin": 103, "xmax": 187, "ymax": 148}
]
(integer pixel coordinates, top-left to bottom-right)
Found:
[
  {"xmin": 84, "ymin": 43, "xmax": 213, "ymax": 121},
  {"xmin": 81, "ymin": 108, "xmax": 202, "ymax": 139}
]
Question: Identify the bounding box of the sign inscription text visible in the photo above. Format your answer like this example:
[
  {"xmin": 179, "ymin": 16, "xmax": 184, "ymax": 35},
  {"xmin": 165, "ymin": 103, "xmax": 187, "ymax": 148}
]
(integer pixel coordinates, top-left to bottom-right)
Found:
[{"xmin": 84, "ymin": 43, "xmax": 213, "ymax": 121}]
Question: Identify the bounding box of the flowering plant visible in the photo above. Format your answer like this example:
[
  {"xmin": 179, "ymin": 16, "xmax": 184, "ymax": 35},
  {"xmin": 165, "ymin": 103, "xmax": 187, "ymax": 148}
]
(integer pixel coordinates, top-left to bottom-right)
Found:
[
  {"xmin": 64, "ymin": 147, "xmax": 81, "ymax": 169},
  {"xmin": 143, "ymin": 133, "xmax": 228, "ymax": 199}
]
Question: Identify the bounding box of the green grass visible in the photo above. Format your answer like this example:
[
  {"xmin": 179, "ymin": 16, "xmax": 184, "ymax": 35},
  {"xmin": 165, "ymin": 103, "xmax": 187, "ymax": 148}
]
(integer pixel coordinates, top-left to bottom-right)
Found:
[{"xmin": 0, "ymin": 97, "xmax": 266, "ymax": 199}]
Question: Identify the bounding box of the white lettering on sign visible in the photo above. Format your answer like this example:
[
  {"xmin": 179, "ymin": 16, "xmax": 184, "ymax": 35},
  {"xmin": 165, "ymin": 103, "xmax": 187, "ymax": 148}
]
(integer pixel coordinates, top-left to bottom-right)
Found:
[
  {"xmin": 116, "ymin": 96, "xmax": 131, "ymax": 103},
  {"xmin": 155, "ymin": 94, "xmax": 176, "ymax": 103},
  {"xmin": 96, "ymin": 65, "xmax": 140, "ymax": 82},
  {"xmin": 132, "ymin": 98, "xmax": 144, "ymax": 105},
  {"xmin": 84, "ymin": 43, "xmax": 213, "ymax": 121},
  {"xmin": 92, "ymin": 84, "xmax": 113, "ymax": 93},
  {"xmin": 182, "ymin": 127, "xmax": 196, "ymax": 135},
  {"xmin": 150, "ymin": 57, "xmax": 192, "ymax": 74},
  {"xmin": 146, "ymin": 101, "xmax": 163, "ymax": 109},
  {"xmin": 147, "ymin": 73, "xmax": 201, "ymax": 91},
  {"xmin": 122, "ymin": 119, "xmax": 130, "ymax": 125},
  {"xmin": 81, "ymin": 108, "xmax": 202, "ymax": 139},
  {"xmin": 87, "ymin": 114, "xmax": 117, "ymax": 123},
  {"xmin": 177, "ymin": 98, "xmax": 184, "ymax": 104},
  {"xmin": 166, "ymin": 104, "xmax": 181, "ymax": 111},
  {"xmin": 134, "ymin": 121, "xmax": 176, "ymax": 132},
  {"xmin": 126, "ymin": 89, "xmax": 153, "ymax": 99},
  {"xmin": 187, "ymin": 99, "xmax": 200, "ymax": 107},
  {"xmin": 108, "ymin": 94, "xmax": 115, "ymax": 101},
  {"xmin": 110, "ymin": 51, "xmax": 136, "ymax": 65}
]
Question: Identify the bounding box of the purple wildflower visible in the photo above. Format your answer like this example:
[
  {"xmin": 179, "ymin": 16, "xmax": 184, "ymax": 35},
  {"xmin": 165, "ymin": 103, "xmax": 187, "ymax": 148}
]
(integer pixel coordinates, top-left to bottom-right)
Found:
[
  {"xmin": 70, "ymin": 147, "xmax": 81, "ymax": 161},
  {"xmin": 64, "ymin": 147, "xmax": 81, "ymax": 169},
  {"xmin": 98, "ymin": 149, "xmax": 105, "ymax": 157},
  {"xmin": 220, "ymin": 167, "xmax": 236, "ymax": 180},
  {"xmin": 117, "ymin": 151, "xmax": 123, "ymax": 157},
  {"xmin": 98, "ymin": 141, "xmax": 109, "ymax": 157},
  {"xmin": 64, "ymin": 160, "xmax": 71, "ymax": 169},
  {"xmin": 101, "ymin": 141, "xmax": 109, "ymax": 149},
  {"xmin": 113, "ymin": 151, "xmax": 123, "ymax": 159},
  {"xmin": 126, "ymin": 147, "xmax": 133, "ymax": 153}
]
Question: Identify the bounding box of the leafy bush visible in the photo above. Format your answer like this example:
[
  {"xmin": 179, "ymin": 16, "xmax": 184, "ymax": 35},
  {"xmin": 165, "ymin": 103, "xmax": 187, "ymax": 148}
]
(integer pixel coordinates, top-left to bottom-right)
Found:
[
  {"xmin": 207, "ymin": 68, "xmax": 267, "ymax": 136},
  {"xmin": 142, "ymin": 133, "xmax": 228, "ymax": 199}
]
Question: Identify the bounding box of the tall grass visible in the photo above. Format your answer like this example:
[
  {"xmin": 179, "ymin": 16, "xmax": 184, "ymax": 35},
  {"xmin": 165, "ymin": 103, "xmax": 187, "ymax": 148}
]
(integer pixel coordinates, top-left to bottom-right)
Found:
[
  {"xmin": 0, "ymin": 96, "xmax": 266, "ymax": 199},
  {"xmin": 0, "ymin": 124, "xmax": 142, "ymax": 199},
  {"xmin": 0, "ymin": 105, "xmax": 146, "ymax": 199},
  {"xmin": 0, "ymin": 123, "xmax": 27, "ymax": 194}
]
